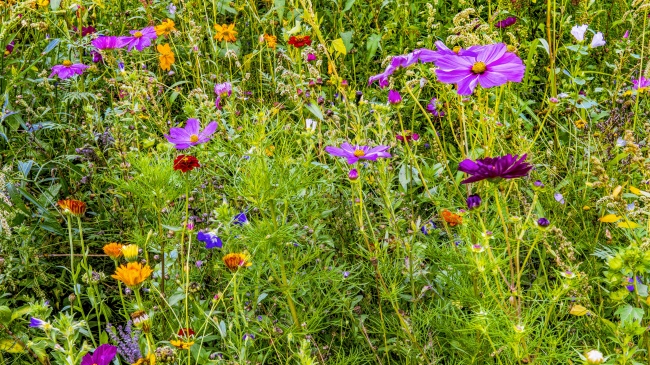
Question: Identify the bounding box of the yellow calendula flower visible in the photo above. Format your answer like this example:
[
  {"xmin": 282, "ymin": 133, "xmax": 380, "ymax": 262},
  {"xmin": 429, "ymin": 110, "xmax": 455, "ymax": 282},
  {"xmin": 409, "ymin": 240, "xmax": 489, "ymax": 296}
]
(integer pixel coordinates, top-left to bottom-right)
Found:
[
  {"xmin": 574, "ymin": 119, "xmax": 587, "ymax": 129},
  {"xmin": 157, "ymin": 44, "xmax": 175, "ymax": 71},
  {"xmin": 223, "ymin": 252, "xmax": 252, "ymax": 271},
  {"xmin": 37, "ymin": 0, "xmax": 49, "ymax": 7},
  {"xmin": 214, "ymin": 24, "xmax": 237, "ymax": 43},
  {"xmin": 170, "ymin": 339, "xmax": 194, "ymax": 349},
  {"xmin": 263, "ymin": 34, "xmax": 277, "ymax": 48},
  {"xmin": 155, "ymin": 19, "xmax": 176, "ymax": 36},
  {"xmin": 112, "ymin": 262, "xmax": 153, "ymax": 288},
  {"xmin": 121, "ymin": 244, "xmax": 139, "ymax": 262}
]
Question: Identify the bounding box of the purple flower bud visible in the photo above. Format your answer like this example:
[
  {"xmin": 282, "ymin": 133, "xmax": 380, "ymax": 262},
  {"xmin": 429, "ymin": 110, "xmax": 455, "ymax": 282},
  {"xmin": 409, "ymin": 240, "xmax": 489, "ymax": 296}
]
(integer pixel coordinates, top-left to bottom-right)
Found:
[
  {"xmin": 388, "ymin": 90, "xmax": 402, "ymax": 104},
  {"xmin": 348, "ymin": 169, "xmax": 359, "ymax": 181},
  {"xmin": 466, "ymin": 194, "xmax": 481, "ymax": 210},
  {"xmin": 537, "ymin": 218, "xmax": 550, "ymax": 227},
  {"xmin": 624, "ymin": 30, "xmax": 630, "ymax": 39},
  {"xmin": 343, "ymin": 271, "xmax": 350, "ymax": 278}
]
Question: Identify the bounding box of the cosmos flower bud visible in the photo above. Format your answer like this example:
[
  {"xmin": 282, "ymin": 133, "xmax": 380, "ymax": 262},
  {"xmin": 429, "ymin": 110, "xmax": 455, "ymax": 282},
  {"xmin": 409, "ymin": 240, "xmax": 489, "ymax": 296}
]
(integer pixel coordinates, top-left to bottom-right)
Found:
[
  {"xmin": 387, "ymin": 90, "xmax": 402, "ymax": 104},
  {"xmin": 348, "ymin": 169, "xmax": 359, "ymax": 181},
  {"xmin": 537, "ymin": 218, "xmax": 550, "ymax": 228},
  {"xmin": 466, "ymin": 194, "xmax": 481, "ymax": 210}
]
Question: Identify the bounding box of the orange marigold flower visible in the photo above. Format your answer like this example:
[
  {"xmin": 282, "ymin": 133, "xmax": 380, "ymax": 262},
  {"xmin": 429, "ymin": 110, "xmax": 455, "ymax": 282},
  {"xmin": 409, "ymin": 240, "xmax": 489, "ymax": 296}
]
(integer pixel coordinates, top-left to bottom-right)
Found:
[
  {"xmin": 155, "ymin": 19, "xmax": 176, "ymax": 36},
  {"xmin": 263, "ymin": 34, "xmax": 277, "ymax": 48},
  {"xmin": 57, "ymin": 199, "xmax": 87, "ymax": 216},
  {"xmin": 103, "ymin": 242, "xmax": 123, "ymax": 259},
  {"xmin": 214, "ymin": 23, "xmax": 237, "ymax": 43},
  {"xmin": 441, "ymin": 209, "xmax": 462, "ymax": 227},
  {"xmin": 157, "ymin": 44, "xmax": 175, "ymax": 71},
  {"xmin": 111, "ymin": 262, "xmax": 153, "ymax": 288},
  {"xmin": 223, "ymin": 252, "xmax": 252, "ymax": 271}
]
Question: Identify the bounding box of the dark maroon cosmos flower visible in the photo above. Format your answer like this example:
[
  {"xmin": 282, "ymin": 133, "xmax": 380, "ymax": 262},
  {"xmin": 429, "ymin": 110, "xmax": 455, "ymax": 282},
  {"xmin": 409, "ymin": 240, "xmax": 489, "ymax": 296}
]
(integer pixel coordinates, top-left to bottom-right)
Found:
[
  {"xmin": 458, "ymin": 154, "xmax": 532, "ymax": 184},
  {"xmin": 173, "ymin": 155, "xmax": 200, "ymax": 172}
]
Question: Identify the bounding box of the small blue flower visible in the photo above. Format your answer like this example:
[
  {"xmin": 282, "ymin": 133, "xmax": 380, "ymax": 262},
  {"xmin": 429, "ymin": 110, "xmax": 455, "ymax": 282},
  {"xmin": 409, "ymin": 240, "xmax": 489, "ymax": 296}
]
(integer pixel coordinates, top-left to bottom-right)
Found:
[
  {"xmin": 420, "ymin": 220, "xmax": 436, "ymax": 235},
  {"xmin": 343, "ymin": 271, "xmax": 350, "ymax": 278},
  {"xmin": 233, "ymin": 212, "xmax": 248, "ymax": 226},
  {"xmin": 29, "ymin": 317, "xmax": 48, "ymax": 329},
  {"xmin": 243, "ymin": 333, "xmax": 255, "ymax": 341},
  {"xmin": 197, "ymin": 231, "xmax": 223, "ymax": 249}
]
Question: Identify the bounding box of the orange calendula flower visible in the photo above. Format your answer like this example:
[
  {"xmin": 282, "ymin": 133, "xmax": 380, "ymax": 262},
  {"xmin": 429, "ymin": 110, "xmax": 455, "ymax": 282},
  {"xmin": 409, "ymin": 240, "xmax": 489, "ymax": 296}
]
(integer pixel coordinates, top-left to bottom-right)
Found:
[
  {"xmin": 223, "ymin": 252, "xmax": 252, "ymax": 271},
  {"xmin": 170, "ymin": 339, "xmax": 194, "ymax": 349},
  {"xmin": 157, "ymin": 44, "xmax": 175, "ymax": 71},
  {"xmin": 214, "ymin": 23, "xmax": 237, "ymax": 43},
  {"xmin": 57, "ymin": 199, "xmax": 87, "ymax": 216},
  {"xmin": 155, "ymin": 19, "xmax": 176, "ymax": 36},
  {"xmin": 111, "ymin": 262, "xmax": 153, "ymax": 288},
  {"xmin": 441, "ymin": 209, "xmax": 462, "ymax": 226},
  {"xmin": 103, "ymin": 242, "xmax": 123, "ymax": 259},
  {"xmin": 263, "ymin": 34, "xmax": 277, "ymax": 48}
]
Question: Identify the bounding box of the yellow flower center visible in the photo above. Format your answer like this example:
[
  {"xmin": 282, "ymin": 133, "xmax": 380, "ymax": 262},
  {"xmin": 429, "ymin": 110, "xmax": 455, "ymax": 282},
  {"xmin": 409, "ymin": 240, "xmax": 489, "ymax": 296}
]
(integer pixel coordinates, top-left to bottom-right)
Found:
[
  {"xmin": 452, "ymin": 46, "xmax": 461, "ymax": 54},
  {"xmin": 190, "ymin": 134, "xmax": 199, "ymax": 143},
  {"xmin": 353, "ymin": 149, "xmax": 365, "ymax": 157},
  {"xmin": 471, "ymin": 62, "xmax": 487, "ymax": 74},
  {"xmin": 62, "ymin": 60, "xmax": 73, "ymax": 67},
  {"xmin": 134, "ymin": 31, "xmax": 143, "ymax": 38}
]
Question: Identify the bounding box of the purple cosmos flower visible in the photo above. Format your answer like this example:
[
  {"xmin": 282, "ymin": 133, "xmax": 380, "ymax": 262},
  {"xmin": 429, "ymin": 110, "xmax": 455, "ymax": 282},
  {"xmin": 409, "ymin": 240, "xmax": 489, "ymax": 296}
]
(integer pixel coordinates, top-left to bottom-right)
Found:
[
  {"xmin": 197, "ymin": 231, "xmax": 223, "ymax": 249},
  {"xmin": 388, "ymin": 90, "xmax": 402, "ymax": 104},
  {"xmin": 50, "ymin": 61, "xmax": 89, "ymax": 79},
  {"xmin": 81, "ymin": 344, "xmax": 117, "ymax": 365},
  {"xmin": 122, "ymin": 27, "xmax": 157, "ymax": 52},
  {"xmin": 467, "ymin": 194, "xmax": 481, "ymax": 210},
  {"xmin": 368, "ymin": 48, "xmax": 436, "ymax": 87},
  {"xmin": 92, "ymin": 36, "xmax": 125, "ymax": 50},
  {"xmin": 348, "ymin": 169, "xmax": 359, "ymax": 181},
  {"xmin": 426, "ymin": 98, "xmax": 445, "ymax": 117},
  {"xmin": 92, "ymin": 51, "xmax": 103, "ymax": 63},
  {"xmin": 458, "ymin": 154, "xmax": 533, "ymax": 184},
  {"xmin": 233, "ymin": 212, "xmax": 248, "ymax": 226},
  {"xmin": 325, "ymin": 143, "xmax": 391, "ymax": 164},
  {"xmin": 495, "ymin": 16, "xmax": 517, "ymax": 28},
  {"xmin": 633, "ymin": 77, "xmax": 650, "ymax": 90},
  {"xmin": 434, "ymin": 43, "xmax": 525, "ymax": 95},
  {"xmin": 537, "ymin": 218, "xmax": 550, "ymax": 228},
  {"xmin": 214, "ymin": 82, "xmax": 232, "ymax": 109},
  {"xmin": 164, "ymin": 118, "xmax": 218, "ymax": 150}
]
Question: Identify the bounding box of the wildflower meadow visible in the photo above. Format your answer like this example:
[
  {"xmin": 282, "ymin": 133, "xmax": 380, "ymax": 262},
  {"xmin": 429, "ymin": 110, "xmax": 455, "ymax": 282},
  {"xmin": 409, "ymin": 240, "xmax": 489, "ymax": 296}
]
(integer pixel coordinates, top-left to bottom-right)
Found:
[{"xmin": 1, "ymin": 0, "xmax": 650, "ymax": 363}]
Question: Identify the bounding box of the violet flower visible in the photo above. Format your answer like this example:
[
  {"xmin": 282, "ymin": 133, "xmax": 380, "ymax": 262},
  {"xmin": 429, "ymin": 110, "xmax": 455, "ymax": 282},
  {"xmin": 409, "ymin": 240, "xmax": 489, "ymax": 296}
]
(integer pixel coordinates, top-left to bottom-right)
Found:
[
  {"xmin": 4, "ymin": 41, "xmax": 14, "ymax": 57},
  {"xmin": 590, "ymin": 32, "xmax": 606, "ymax": 48},
  {"xmin": 495, "ymin": 16, "xmax": 516, "ymax": 28},
  {"xmin": 214, "ymin": 82, "xmax": 232, "ymax": 109},
  {"xmin": 197, "ymin": 231, "xmax": 223, "ymax": 249},
  {"xmin": 368, "ymin": 48, "xmax": 428, "ymax": 87},
  {"xmin": 50, "ymin": 61, "xmax": 89, "ymax": 79},
  {"xmin": 420, "ymin": 220, "xmax": 436, "ymax": 235},
  {"xmin": 632, "ymin": 77, "xmax": 650, "ymax": 90},
  {"xmin": 81, "ymin": 344, "xmax": 117, "ymax": 365},
  {"xmin": 325, "ymin": 143, "xmax": 391, "ymax": 164},
  {"xmin": 433, "ymin": 43, "xmax": 525, "ymax": 95},
  {"xmin": 29, "ymin": 317, "xmax": 50, "ymax": 330},
  {"xmin": 106, "ymin": 322, "xmax": 142, "ymax": 364},
  {"xmin": 467, "ymin": 194, "xmax": 481, "ymax": 210},
  {"xmin": 122, "ymin": 27, "xmax": 157, "ymax": 52},
  {"xmin": 426, "ymin": 98, "xmax": 445, "ymax": 117},
  {"xmin": 233, "ymin": 212, "xmax": 248, "ymax": 226},
  {"xmin": 164, "ymin": 118, "xmax": 218, "ymax": 150},
  {"xmin": 537, "ymin": 218, "xmax": 550, "ymax": 228},
  {"xmin": 92, "ymin": 36, "xmax": 125, "ymax": 50},
  {"xmin": 348, "ymin": 169, "xmax": 359, "ymax": 181},
  {"xmin": 458, "ymin": 154, "xmax": 533, "ymax": 184},
  {"xmin": 571, "ymin": 24, "xmax": 589, "ymax": 42}
]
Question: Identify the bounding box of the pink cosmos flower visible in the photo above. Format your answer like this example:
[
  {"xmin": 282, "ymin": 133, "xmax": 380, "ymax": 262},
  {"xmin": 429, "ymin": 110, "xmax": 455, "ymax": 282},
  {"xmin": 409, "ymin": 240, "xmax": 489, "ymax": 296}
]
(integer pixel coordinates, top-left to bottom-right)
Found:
[
  {"xmin": 122, "ymin": 27, "xmax": 157, "ymax": 52},
  {"xmin": 325, "ymin": 143, "xmax": 391, "ymax": 164},
  {"xmin": 214, "ymin": 82, "xmax": 232, "ymax": 109},
  {"xmin": 50, "ymin": 60, "xmax": 89, "ymax": 79},
  {"xmin": 92, "ymin": 36, "xmax": 125, "ymax": 50},
  {"xmin": 433, "ymin": 43, "xmax": 525, "ymax": 95},
  {"xmin": 633, "ymin": 77, "xmax": 650, "ymax": 90},
  {"xmin": 164, "ymin": 118, "xmax": 218, "ymax": 150}
]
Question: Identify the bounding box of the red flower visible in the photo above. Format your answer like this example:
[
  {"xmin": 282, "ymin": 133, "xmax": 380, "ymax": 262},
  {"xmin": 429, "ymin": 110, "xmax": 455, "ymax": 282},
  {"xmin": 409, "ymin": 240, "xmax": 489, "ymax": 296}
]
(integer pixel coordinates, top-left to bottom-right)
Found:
[
  {"xmin": 173, "ymin": 155, "xmax": 200, "ymax": 172},
  {"xmin": 178, "ymin": 327, "xmax": 195, "ymax": 337},
  {"xmin": 288, "ymin": 35, "xmax": 312, "ymax": 48}
]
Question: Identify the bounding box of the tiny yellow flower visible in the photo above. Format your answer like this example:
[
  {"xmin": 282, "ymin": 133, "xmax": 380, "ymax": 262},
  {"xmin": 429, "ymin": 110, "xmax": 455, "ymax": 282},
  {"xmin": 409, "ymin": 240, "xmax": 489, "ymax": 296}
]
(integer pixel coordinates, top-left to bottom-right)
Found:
[{"xmin": 574, "ymin": 119, "xmax": 587, "ymax": 129}]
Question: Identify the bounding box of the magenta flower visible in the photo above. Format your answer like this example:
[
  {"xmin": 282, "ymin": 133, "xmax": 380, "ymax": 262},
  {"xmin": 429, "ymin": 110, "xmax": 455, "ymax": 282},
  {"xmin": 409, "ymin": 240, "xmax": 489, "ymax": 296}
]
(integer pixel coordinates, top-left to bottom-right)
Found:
[
  {"xmin": 81, "ymin": 344, "xmax": 117, "ymax": 365},
  {"xmin": 122, "ymin": 27, "xmax": 157, "ymax": 52},
  {"xmin": 433, "ymin": 43, "xmax": 525, "ymax": 95},
  {"xmin": 633, "ymin": 77, "xmax": 650, "ymax": 90},
  {"xmin": 495, "ymin": 17, "xmax": 517, "ymax": 28},
  {"xmin": 368, "ymin": 49, "xmax": 426, "ymax": 87},
  {"xmin": 214, "ymin": 82, "xmax": 232, "ymax": 109},
  {"xmin": 458, "ymin": 154, "xmax": 533, "ymax": 184},
  {"xmin": 92, "ymin": 36, "xmax": 125, "ymax": 50},
  {"xmin": 325, "ymin": 143, "xmax": 391, "ymax": 164},
  {"xmin": 164, "ymin": 118, "xmax": 218, "ymax": 150},
  {"xmin": 388, "ymin": 90, "xmax": 402, "ymax": 104},
  {"xmin": 50, "ymin": 61, "xmax": 89, "ymax": 79},
  {"xmin": 4, "ymin": 41, "xmax": 15, "ymax": 57}
]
